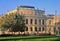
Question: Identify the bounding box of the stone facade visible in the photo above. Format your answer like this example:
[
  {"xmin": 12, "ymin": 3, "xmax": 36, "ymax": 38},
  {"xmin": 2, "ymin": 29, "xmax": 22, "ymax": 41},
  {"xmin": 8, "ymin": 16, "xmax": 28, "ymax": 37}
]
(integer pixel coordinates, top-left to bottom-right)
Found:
[{"xmin": 6, "ymin": 6, "xmax": 60, "ymax": 35}]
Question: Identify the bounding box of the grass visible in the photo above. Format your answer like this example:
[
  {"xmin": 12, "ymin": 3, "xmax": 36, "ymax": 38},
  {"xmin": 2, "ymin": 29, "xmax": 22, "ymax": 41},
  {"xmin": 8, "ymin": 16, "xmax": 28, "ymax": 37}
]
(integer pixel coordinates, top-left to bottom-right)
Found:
[{"xmin": 0, "ymin": 35, "xmax": 60, "ymax": 41}]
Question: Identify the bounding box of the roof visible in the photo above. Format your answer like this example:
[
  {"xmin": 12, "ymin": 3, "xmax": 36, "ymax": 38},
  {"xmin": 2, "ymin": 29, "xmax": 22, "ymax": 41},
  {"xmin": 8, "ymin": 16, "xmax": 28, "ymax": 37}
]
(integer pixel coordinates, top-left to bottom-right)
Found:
[{"xmin": 20, "ymin": 6, "xmax": 34, "ymax": 8}]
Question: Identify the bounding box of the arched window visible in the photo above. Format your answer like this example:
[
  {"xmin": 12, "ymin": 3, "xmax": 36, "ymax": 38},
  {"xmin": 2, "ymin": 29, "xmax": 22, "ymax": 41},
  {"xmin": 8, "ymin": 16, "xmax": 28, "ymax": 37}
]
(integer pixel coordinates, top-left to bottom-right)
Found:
[
  {"xmin": 35, "ymin": 27, "xmax": 37, "ymax": 31},
  {"xmin": 25, "ymin": 27, "xmax": 28, "ymax": 31},
  {"xmin": 30, "ymin": 27, "xmax": 33, "ymax": 31},
  {"xmin": 42, "ymin": 27, "xmax": 44, "ymax": 31}
]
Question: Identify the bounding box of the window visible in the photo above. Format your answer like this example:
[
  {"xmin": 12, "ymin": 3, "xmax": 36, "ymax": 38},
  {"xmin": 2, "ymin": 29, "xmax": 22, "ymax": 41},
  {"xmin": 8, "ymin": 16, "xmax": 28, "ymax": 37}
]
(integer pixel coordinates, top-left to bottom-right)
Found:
[
  {"xmin": 42, "ymin": 27, "xmax": 44, "ymax": 31},
  {"xmin": 39, "ymin": 27, "xmax": 41, "ymax": 31},
  {"xmin": 26, "ymin": 19, "xmax": 28, "ymax": 24},
  {"xmin": 30, "ymin": 27, "xmax": 33, "ymax": 31},
  {"xmin": 42, "ymin": 20, "xmax": 44, "ymax": 25},
  {"xmin": 30, "ymin": 19, "xmax": 33, "ymax": 24},
  {"xmin": 39, "ymin": 19, "xmax": 41, "ymax": 25},
  {"xmin": 35, "ymin": 27, "xmax": 37, "ymax": 31},
  {"xmin": 35, "ymin": 19, "xmax": 37, "ymax": 24},
  {"xmin": 25, "ymin": 27, "xmax": 28, "ymax": 31}
]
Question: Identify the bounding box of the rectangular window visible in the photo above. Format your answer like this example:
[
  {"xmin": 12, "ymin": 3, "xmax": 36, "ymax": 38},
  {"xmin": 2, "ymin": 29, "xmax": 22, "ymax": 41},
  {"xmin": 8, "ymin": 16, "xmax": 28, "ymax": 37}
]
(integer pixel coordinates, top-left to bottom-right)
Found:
[
  {"xmin": 30, "ymin": 19, "xmax": 33, "ymax": 24},
  {"xmin": 42, "ymin": 20, "xmax": 44, "ymax": 25},
  {"xmin": 35, "ymin": 19, "xmax": 37, "ymax": 24},
  {"xmin": 26, "ymin": 19, "xmax": 28, "ymax": 24},
  {"xmin": 39, "ymin": 19, "xmax": 41, "ymax": 25}
]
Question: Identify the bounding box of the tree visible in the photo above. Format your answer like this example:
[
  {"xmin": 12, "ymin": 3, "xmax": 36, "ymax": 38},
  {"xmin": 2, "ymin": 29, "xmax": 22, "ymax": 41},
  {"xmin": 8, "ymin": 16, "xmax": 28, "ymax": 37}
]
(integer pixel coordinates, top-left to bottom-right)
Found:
[{"xmin": 0, "ymin": 13, "xmax": 26, "ymax": 33}]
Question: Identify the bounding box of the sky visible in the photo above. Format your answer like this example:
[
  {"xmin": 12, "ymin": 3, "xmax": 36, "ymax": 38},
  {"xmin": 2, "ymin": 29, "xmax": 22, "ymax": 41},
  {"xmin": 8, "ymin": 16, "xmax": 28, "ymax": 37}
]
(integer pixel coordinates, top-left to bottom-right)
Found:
[{"xmin": 0, "ymin": 0, "xmax": 60, "ymax": 15}]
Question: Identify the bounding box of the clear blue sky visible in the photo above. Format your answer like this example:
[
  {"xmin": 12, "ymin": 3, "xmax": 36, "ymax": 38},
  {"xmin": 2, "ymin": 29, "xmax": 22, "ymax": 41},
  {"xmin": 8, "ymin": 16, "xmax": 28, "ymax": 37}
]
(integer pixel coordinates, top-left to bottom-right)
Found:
[{"xmin": 0, "ymin": 0, "xmax": 60, "ymax": 15}]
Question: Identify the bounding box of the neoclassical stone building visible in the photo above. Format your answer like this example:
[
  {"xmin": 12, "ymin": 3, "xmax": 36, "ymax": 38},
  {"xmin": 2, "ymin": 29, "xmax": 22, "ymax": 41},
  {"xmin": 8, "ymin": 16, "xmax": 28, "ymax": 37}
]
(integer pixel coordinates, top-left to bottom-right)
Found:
[{"xmin": 6, "ymin": 6, "xmax": 60, "ymax": 35}]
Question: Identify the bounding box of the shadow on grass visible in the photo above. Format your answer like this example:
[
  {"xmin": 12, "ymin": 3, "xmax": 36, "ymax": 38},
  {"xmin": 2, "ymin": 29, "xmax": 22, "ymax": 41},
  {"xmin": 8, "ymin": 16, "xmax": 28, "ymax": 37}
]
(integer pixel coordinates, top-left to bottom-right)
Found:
[{"xmin": 52, "ymin": 38, "xmax": 60, "ymax": 41}]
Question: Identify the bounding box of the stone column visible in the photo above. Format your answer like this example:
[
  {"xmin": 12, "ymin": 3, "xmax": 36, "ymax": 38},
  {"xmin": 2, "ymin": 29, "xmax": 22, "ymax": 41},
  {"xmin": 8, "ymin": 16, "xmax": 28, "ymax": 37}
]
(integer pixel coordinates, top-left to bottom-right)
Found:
[
  {"xmin": 37, "ymin": 27, "xmax": 39, "ymax": 32},
  {"xmin": 33, "ymin": 26, "xmax": 35, "ymax": 32},
  {"xmin": 41, "ymin": 27, "xmax": 42, "ymax": 32},
  {"xmin": 28, "ymin": 26, "xmax": 30, "ymax": 32}
]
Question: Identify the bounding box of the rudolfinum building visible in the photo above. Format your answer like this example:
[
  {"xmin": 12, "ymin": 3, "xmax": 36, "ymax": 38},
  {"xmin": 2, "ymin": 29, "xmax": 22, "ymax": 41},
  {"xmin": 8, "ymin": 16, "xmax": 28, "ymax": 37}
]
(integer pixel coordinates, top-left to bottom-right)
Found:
[{"xmin": 5, "ymin": 6, "xmax": 60, "ymax": 35}]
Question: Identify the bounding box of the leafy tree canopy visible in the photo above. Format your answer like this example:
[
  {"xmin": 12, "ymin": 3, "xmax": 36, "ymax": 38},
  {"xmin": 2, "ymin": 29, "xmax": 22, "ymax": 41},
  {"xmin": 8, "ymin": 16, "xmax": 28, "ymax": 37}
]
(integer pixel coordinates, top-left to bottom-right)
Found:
[{"xmin": 0, "ymin": 13, "xmax": 27, "ymax": 32}]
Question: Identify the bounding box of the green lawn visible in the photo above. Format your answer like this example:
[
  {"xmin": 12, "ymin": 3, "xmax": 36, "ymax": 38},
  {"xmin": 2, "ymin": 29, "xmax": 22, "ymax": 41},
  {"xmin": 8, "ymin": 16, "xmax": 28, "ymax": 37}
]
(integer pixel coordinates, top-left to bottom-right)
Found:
[{"xmin": 0, "ymin": 35, "xmax": 60, "ymax": 41}]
